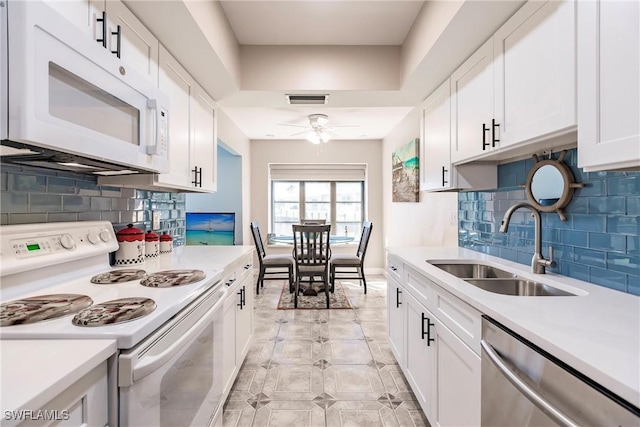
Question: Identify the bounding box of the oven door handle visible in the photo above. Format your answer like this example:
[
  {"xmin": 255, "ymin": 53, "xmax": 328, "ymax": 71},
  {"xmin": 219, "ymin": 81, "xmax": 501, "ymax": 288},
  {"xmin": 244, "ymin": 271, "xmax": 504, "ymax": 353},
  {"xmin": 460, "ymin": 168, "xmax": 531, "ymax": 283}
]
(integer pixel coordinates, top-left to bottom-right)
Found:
[
  {"xmin": 480, "ymin": 339, "xmax": 580, "ymax": 427},
  {"xmin": 120, "ymin": 287, "xmax": 228, "ymax": 385}
]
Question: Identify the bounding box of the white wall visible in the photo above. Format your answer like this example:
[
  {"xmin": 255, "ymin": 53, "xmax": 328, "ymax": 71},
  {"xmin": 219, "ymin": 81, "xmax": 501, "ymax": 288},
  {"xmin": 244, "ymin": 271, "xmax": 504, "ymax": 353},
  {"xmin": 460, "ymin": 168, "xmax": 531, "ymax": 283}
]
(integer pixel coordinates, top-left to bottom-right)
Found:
[
  {"xmin": 382, "ymin": 107, "xmax": 459, "ymax": 251},
  {"xmin": 216, "ymin": 110, "xmax": 251, "ymax": 245},
  {"xmin": 250, "ymin": 139, "xmax": 384, "ymax": 270},
  {"xmin": 240, "ymin": 45, "xmax": 400, "ymax": 90}
]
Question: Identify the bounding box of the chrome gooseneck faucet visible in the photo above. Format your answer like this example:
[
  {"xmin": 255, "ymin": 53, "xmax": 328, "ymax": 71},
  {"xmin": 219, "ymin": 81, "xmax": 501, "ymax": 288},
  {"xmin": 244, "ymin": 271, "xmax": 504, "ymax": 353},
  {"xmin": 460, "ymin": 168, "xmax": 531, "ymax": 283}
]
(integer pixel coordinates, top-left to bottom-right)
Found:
[{"xmin": 499, "ymin": 202, "xmax": 556, "ymax": 274}]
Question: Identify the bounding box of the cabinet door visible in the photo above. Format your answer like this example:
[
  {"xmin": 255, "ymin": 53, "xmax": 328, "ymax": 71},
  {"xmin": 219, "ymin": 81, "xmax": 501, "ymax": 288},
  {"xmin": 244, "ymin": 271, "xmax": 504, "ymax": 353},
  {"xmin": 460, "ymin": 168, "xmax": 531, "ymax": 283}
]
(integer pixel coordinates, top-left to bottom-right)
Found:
[
  {"xmin": 387, "ymin": 277, "xmax": 405, "ymax": 367},
  {"xmin": 451, "ymin": 39, "xmax": 495, "ymax": 163},
  {"xmin": 577, "ymin": 0, "xmax": 640, "ymax": 171},
  {"xmin": 494, "ymin": 0, "xmax": 576, "ymax": 149},
  {"xmin": 421, "ymin": 79, "xmax": 452, "ymax": 191},
  {"xmin": 433, "ymin": 317, "xmax": 481, "ymax": 427},
  {"xmin": 404, "ymin": 291, "xmax": 435, "ymax": 421},
  {"xmin": 158, "ymin": 45, "xmax": 195, "ymax": 188},
  {"xmin": 105, "ymin": 0, "xmax": 159, "ymax": 85},
  {"xmin": 235, "ymin": 280, "xmax": 253, "ymax": 363},
  {"xmin": 222, "ymin": 292, "xmax": 237, "ymax": 395},
  {"xmin": 193, "ymin": 84, "xmax": 218, "ymax": 192},
  {"xmin": 47, "ymin": 0, "xmax": 105, "ymax": 41}
]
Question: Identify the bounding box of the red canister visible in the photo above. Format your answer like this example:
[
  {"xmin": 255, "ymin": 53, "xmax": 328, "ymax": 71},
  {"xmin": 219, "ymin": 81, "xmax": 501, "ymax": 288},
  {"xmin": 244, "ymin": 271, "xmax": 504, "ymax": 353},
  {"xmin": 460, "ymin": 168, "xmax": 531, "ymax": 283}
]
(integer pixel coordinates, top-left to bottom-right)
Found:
[
  {"xmin": 115, "ymin": 224, "xmax": 145, "ymax": 265},
  {"xmin": 160, "ymin": 232, "xmax": 173, "ymax": 254},
  {"xmin": 145, "ymin": 230, "xmax": 159, "ymax": 258}
]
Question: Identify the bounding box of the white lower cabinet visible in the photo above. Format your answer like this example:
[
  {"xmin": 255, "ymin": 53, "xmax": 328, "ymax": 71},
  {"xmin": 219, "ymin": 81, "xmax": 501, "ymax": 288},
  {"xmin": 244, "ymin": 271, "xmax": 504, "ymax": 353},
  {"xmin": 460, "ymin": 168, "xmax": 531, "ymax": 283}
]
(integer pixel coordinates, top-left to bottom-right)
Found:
[
  {"xmin": 39, "ymin": 362, "xmax": 108, "ymax": 427},
  {"xmin": 387, "ymin": 276, "xmax": 405, "ymax": 368},
  {"xmin": 404, "ymin": 290, "xmax": 435, "ymax": 420},
  {"xmin": 387, "ymin": 254, "xmax": 481, "ymax": 427},
  {"xmin": 222, "ymin": 288, "xmax": 237, "ymax": 395},
  {"xmin": 432, "ymin": 315, "xmax": 481, "ymax": 427},
  {"xmin": 222, "ymin": 255, "xmax": 254, "ymax": 396}
]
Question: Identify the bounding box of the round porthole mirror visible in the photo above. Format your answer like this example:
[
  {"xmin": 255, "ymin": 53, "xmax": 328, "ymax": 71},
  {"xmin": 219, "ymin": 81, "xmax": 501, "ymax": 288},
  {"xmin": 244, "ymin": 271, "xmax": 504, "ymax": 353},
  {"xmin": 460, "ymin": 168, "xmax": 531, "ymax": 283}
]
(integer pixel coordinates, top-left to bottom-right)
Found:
[{"xmin": 524, "ymin": 150, "xmax": 584, "ymax": 221}]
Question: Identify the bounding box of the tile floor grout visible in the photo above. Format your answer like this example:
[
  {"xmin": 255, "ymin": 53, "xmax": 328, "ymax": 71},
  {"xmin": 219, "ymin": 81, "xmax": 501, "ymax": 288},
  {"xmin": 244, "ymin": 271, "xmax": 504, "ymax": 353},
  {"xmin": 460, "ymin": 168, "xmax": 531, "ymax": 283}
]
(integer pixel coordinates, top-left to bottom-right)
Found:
[{"xmin": 223, "ymin": 275, "xmax": 429, "ymax": 427}]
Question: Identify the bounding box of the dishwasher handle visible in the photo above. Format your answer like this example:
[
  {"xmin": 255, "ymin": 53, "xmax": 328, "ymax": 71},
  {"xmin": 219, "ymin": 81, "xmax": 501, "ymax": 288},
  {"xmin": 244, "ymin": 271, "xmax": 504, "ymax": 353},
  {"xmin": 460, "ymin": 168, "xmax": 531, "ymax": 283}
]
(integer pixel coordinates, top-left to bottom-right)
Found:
[{"xmin": 480, "ymin": 339, "xmax": 580, "ymax": 427}]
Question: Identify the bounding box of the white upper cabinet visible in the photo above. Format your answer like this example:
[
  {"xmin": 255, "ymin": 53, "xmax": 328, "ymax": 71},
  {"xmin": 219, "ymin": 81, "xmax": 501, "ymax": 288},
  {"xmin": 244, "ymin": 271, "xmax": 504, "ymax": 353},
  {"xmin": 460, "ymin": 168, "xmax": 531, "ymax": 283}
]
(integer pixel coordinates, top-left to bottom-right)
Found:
[
  {"xmin": 104, "ymin": 0, "xmax": 159, "ymax": 85},
  {"xmin": 192, "ymin": 85, "xmax": 218, "ymax": 192},
  {"xmin": 421, "ymin": 79, "xmax": 497, "ymax": 192},
  {"xmin": 493, "ymin": 0, "xmax": 576, "ymax": 149},
  {"xmin": 421, "ymin": 79, "xmax": 452, "ymax": 191},
  {"xmin": 577, "ymin": 0, "xmax": 640, "ymax": 171},
  {"xmin": 46, "ymin": 0, "xmax": 105, "ymax": 40},
  {"xmin": 450, "ymin": 39, "xmax": 495, "ymax": 163},
  {"xmin": 451, "ymin": 0, "xmax": 576, "ymax": 164},
  {"xmin": 47, "ymin": 0, "xmax": 158, "ymax": 85},
  {"xmin": 158, "ymin": 44, "xmax": 195, "ymax": 187},
  {"xmin": 99, "ymin": 45, "xmax": 217, "ymax": 192}
]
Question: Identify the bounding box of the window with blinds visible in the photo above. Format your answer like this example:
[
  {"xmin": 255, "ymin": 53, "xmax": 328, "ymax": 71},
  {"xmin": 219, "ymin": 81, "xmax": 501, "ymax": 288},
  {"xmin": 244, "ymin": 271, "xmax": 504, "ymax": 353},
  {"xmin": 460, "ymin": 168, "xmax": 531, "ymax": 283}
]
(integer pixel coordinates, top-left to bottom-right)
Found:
[{"xmin": 269, "ymin": 164, "xmax": 367, "ymax": 239}]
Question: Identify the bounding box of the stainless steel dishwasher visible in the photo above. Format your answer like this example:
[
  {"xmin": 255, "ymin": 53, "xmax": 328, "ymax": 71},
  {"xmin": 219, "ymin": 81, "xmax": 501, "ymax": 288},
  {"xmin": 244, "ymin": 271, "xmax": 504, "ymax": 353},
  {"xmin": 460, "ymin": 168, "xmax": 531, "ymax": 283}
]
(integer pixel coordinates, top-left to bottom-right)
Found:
[{"xmin": 481, "ymin": 316, "xmax": 640, "ymax": 426}]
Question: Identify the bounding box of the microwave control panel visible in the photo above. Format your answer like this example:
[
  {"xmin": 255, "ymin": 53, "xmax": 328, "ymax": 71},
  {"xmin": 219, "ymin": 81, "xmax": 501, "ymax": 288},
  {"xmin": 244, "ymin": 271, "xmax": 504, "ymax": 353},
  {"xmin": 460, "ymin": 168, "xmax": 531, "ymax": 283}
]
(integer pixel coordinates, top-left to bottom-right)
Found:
[{"xmin": 159, "ymin": 108, "xmax": 169, "ymax": 156}]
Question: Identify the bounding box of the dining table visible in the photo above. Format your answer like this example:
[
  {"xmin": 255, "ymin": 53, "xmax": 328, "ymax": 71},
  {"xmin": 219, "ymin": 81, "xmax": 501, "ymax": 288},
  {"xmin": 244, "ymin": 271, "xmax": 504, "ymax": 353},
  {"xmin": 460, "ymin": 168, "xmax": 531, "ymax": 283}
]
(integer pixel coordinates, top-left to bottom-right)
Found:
[{"xmin": 268, "ymin": 235, "xmax": 354, "ymax": 245}]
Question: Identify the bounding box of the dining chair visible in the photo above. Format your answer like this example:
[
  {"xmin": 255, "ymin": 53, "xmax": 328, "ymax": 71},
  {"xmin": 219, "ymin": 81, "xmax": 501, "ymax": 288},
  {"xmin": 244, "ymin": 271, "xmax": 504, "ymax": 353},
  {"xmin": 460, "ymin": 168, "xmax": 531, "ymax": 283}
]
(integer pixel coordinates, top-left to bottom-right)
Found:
[
  {"xmin": 301, "ymin": 219, "xmax": 326, "ymax": 225},
  {"xmin": 292, "ymin": 224, "xmax": 332, "ymax": 308},
  {"xmin": 250, "ymin": 222, "xmax": 295, "ymax": 295},
  {"xmin": 329, "ymin": 221, "xmax": 373, "ymax": 294}
]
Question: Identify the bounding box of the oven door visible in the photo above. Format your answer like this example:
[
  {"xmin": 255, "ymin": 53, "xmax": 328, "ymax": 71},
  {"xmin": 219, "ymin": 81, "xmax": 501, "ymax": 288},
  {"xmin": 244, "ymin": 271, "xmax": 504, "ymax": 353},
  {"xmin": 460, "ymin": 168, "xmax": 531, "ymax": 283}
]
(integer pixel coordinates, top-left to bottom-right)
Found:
[
  {"xmin": 119, "ymin": 285, "xmax": 227, "ymax": 427},
  {"xmin": 5, "ymin": 0, "xmax": 169, "ymax": 173}
]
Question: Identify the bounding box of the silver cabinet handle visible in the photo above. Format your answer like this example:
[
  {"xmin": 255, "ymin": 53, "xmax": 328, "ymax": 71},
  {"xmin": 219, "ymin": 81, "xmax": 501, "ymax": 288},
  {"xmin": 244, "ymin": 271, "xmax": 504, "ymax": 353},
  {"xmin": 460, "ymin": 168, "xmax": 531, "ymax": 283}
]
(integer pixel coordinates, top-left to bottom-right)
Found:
[{"xmin": 480, "ymin": 339, "xmax": 579, "ymax": 427}]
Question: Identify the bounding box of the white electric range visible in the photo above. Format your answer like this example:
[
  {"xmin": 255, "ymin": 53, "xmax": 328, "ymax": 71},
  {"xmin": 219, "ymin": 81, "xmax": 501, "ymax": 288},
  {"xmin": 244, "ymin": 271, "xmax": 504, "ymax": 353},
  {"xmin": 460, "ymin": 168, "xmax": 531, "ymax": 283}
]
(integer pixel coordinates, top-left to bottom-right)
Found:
[{"xmin": 0, "ymin": 221, "xmax": 228, "ymax": 427}]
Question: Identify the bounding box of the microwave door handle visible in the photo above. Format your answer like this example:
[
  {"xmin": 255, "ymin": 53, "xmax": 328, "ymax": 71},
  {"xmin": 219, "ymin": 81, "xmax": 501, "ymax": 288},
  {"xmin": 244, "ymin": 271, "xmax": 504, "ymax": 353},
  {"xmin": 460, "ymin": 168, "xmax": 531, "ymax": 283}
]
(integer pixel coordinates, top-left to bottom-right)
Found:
[
  {"xmin": 146, "ymin": 99, "xmax": 159, "ymax": 155},
  {"xmin": 480, "ymin": 340, "xmax": 580, "ymax": 427},
  {"xmin": 123, "ymin": 288, "xmax": 227, "ymax": 383}
]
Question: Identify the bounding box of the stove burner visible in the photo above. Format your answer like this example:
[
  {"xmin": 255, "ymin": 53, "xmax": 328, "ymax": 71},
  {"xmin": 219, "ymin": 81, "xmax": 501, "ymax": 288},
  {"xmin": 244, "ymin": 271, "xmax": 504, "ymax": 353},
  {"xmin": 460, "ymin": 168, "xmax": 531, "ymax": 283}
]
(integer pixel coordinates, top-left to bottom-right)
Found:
[
  {"xmin": 72, "ymin": 297, "xmax": 156, "ymax": 327},
  {"xmin": 0, "ymin": 294, "xmax": 93, "ymax": 327},
  {"xmin": 90, "ymin": 269, "xmax": 146, "ymax": 284},
  {"xmin": 140, "ymin": 269, "xmax": 206, "ymax": 288}
]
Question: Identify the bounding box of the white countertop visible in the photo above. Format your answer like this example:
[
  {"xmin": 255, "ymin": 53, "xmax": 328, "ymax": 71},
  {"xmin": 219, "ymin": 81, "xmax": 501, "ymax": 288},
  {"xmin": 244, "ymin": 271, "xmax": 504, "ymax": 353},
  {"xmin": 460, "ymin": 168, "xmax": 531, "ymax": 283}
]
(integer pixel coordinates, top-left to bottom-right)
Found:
[
  {"xmin": 387, "ymin": 246, "xmax": 640, "ymax": 407},
  {"xmin": 0, "ymin": 339, "xmax": 116, "ymax": 423},
  {"xmin": 167, "ymin": 245, "xmax": 254, "ymax": 272}
]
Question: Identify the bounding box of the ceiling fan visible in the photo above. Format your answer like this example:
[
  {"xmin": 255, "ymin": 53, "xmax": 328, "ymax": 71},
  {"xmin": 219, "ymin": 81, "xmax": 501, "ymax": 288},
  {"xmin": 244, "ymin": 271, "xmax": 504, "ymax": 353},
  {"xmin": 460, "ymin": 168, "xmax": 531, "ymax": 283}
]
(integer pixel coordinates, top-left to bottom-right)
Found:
[{"xmin": 279, "ymin": 114, "xmax": 357, "ymax": 144}]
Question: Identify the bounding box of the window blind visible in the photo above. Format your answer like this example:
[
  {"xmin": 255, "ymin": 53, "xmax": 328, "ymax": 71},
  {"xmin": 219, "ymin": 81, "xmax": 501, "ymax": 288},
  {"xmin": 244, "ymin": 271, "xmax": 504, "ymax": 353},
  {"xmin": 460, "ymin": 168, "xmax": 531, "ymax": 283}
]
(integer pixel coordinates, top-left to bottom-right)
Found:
[{"xmin": 269, "ymin": 163, "xmax": 367, "ymax": 181}]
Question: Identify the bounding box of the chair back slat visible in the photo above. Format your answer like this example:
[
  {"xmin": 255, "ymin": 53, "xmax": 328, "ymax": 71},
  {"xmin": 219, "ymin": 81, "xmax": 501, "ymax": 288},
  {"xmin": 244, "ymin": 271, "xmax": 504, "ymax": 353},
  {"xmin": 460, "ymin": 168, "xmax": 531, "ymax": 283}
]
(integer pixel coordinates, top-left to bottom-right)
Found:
[
  {"xmin": 356, "ymin": 221, "xmax": 373, "ymax": 261},
  {"xmin": 250, "ymin": 221, "xmax": 266, "ymax": 260},
  {"xmin": 292, "ymin": 224, "xmax": 331, "ymax": 267}
]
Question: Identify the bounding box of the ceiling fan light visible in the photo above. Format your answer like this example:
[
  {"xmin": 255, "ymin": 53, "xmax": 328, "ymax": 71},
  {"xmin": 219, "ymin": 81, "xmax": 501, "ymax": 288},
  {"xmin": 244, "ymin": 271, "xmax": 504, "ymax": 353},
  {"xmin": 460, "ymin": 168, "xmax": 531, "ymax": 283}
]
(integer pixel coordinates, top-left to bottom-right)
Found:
[
  {"xmin": 306, "ymin": 132, "xmax": 321, "ymax": 144},
  {"xmin": 320, "ymin": 131, "xmax": 331, "ymax": 143}
]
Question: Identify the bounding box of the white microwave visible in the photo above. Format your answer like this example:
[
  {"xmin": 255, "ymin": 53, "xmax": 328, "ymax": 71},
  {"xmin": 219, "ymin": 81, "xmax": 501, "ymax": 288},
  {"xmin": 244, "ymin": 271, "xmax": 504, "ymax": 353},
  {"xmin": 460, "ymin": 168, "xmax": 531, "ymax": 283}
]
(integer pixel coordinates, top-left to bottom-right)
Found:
[{"xmin": 0, "ymin": 0, "xmax": 169, "ymax": 175}]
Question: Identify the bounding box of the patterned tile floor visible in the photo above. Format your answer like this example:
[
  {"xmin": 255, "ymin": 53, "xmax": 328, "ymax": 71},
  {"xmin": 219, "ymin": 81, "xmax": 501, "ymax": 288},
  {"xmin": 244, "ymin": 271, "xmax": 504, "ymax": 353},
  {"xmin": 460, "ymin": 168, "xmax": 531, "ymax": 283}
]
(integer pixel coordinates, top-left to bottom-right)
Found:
[{"xmin": 222, "ymin": 275, "xmax": 430, "ymax": 427}]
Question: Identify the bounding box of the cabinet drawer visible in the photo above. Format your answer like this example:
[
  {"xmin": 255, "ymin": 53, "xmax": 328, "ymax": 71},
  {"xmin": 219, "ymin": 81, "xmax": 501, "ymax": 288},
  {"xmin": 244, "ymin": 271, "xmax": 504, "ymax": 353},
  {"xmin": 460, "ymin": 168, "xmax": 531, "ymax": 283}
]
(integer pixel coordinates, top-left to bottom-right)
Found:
[
  {"xmin": 404, "ymin": 266, "xmax": 435, "ymax": 310},
  {"xmin": 236, "ymin": 252, "xmax": 254, "ymax": 283},
  {"xmin": 387, "ymin": 254, "xmax": 404, "ymax": 283},
  {"xmin": 431, "ymin": 285, "xmax": 482, "ymax": 355}
]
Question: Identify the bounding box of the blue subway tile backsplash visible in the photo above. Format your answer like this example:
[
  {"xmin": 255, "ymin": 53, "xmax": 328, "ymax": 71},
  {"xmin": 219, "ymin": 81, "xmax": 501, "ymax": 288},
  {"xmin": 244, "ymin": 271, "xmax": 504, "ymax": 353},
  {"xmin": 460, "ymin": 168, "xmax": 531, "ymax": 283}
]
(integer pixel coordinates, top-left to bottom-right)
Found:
[
  {"xmin": 459, "ymin": 148, "xmax": 640, "ymax": 295},
  {"xmin": 0, "ymin": 163, "xmax": 186, "ymax": 245}
]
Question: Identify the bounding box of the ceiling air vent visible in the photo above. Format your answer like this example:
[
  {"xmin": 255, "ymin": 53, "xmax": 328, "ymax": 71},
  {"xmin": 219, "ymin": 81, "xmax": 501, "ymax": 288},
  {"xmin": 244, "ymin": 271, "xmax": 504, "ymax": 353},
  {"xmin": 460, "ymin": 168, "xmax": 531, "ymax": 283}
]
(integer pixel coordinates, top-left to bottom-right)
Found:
[{"xmin": 285, "ymin": 94, "xmax": 329, "ymax": 105}]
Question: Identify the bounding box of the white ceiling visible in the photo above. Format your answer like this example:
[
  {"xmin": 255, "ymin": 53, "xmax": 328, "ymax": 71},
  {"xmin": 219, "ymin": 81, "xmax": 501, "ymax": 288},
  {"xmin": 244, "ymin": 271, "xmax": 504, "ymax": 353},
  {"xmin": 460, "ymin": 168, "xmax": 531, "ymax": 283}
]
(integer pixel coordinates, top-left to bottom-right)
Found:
[
  {"xmin": 217, "ymin": 0, "xmax": 424, "ymax": 141},
  {"xmin": 219, "ymin": 1, "xmax": 425, "ymax": 46},
  {"xmin": 222, "ymin": 106, "xmax": 414, "ymax": 140}
]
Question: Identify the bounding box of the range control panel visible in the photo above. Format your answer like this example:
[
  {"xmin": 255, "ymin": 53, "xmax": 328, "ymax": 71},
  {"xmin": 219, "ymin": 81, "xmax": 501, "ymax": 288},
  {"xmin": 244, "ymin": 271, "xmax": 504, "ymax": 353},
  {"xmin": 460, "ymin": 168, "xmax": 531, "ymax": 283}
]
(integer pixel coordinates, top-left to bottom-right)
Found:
[{"xmin": 0, "ymin": 222, "xmax": 119, "ymax": 276}]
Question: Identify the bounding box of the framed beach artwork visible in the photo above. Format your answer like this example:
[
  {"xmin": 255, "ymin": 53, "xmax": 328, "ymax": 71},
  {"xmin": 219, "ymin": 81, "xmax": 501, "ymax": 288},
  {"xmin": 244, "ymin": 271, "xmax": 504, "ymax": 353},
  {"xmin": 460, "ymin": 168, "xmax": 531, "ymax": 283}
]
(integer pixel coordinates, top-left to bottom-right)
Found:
[
  {"xmin": 186, "ymin": 212, "xmax": 236, "ymax": 245},
  {"xmin": 392, "ymin": 138, "xmax": 419, "ymax": 202}
]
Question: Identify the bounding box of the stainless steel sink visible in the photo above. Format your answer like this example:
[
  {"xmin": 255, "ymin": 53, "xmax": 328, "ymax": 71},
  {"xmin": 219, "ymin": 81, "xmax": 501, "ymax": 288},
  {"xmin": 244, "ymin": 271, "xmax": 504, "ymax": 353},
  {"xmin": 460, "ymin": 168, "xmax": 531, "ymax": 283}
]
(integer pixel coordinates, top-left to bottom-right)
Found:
[
  {"xmin": 465, "ymin": 278, "xmax": 575, "ymax": 296},
  {"xmin": 430, "ymin": 261, "xmax": 577, "ymax": 296},
  {"xmin": 431, "ymin": 263, "xmax": 515, "ymax": 279}
]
